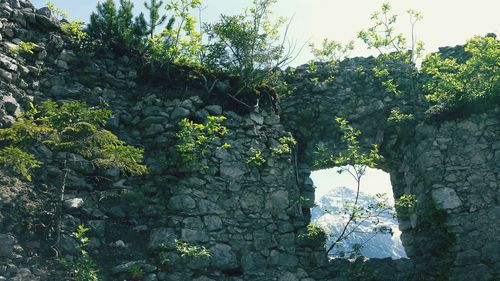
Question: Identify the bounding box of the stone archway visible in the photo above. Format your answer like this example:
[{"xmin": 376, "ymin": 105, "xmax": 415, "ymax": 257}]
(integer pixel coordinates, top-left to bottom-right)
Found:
[{"xmin": 281, "ymin": 59, "xmax": 500, "ymax": 280}]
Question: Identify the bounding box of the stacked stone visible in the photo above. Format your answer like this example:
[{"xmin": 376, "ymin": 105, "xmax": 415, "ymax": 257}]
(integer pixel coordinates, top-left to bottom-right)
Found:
[
  {"xmin": 1, "ymin": 0, "xmax": 499, "ymax": 280},
  {"xmin": 282, "ymin": 59, "xmax": 500, "ymax": 280}
]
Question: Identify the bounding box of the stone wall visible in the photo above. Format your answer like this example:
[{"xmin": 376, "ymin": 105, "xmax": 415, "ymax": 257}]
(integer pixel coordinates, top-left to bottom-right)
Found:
[
  {"xmin": 0, "ymin": 1, "xmax": 313, "ymax": 280},
  {"xmin": 282, "ymin": 60, "xmax": 500, "ymax": 280},
  {"xmin": 0, "ymin": 1, "xmax": 499, "ymax": 280}
]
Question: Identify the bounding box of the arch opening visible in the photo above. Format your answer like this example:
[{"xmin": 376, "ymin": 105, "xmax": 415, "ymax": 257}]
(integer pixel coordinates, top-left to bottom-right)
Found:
[{"xmin": 310, "ymin": 167, "xmax": 408, "ymax": 259}]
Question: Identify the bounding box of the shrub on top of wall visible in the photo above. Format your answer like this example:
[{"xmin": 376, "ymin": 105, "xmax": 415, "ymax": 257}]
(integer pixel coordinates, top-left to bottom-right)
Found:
[{"xmin": 422, "ymin": 35, "xmax": 500, "ymax": 119}]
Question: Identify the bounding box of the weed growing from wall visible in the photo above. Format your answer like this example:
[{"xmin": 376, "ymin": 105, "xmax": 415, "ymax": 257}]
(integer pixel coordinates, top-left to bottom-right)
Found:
[
  {"xmin": 59, "ymin": 225, "xmax": 102, "ymax": 281},
  {"xmin": 176, "ymin": 116, "xmax": 230, "ymax": 169}
]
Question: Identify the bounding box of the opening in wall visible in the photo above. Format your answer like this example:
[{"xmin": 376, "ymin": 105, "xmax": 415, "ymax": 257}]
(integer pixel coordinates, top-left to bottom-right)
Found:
[{"xmin": 310, "ymin": 167, "xmax": 407, "ymax": 259}]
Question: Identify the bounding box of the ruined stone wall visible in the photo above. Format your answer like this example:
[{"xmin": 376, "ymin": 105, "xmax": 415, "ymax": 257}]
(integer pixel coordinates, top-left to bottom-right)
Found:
[
  {"xmin": 0, "ymin": 1, "xmax": 499, "ymax": 281},
  {"xmin": 0, "ymin": 1, "xmax": 314, "ymax": 280},
  {"xmin": 282, "ymin": 60, "xmax": 500, "ymax": 280}
]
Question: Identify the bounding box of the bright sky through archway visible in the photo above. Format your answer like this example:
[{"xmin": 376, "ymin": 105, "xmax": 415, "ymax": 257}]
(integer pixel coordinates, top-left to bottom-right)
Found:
[
  {"xmin": 32, "ymin": 0, "xmax": 500, "ymax": 65},
  {"xmin": 311, "ymin": 168, "xmax": 394, "ymax": 203}
]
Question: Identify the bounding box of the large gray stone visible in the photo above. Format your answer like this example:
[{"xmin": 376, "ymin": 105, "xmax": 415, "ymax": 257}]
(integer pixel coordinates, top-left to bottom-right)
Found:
[
  {"xmin": 149, "ymin": 228, "xmax": 176, "ymax": 250},
  {"xmin": 241, "ymin": 252, "xmax": 267, "ymax": 272},
  {"xmin": 0, "ymin": 234, "xmax": 15, "ymax": 258},
  {"xmin": 278, "ymin": 272, "xmax": 298, "ymax": 281},
  {"xmin": 1, "ymin": 95, "xmax": 20, "ymax": 115},
  {"xmin": 220, "ymin": 163, "xmax": 246, "ymax": 179},
  {"xmin": 269, "ymin": 250, "xmax": 298, "ymax": 267},
  {"xmin": 181, "ymin": 229, "xmax": 208, "ymax": 243},
  {"xmin": 171, "ymin": 107, "xmax": 190, "ymax": 120},
  {"xmin": 169, "ymin": 195, "xmax": 196, "ymax": 210},
  {"xmin": 431, "ymin": 187, "xmax": 462, "ymax": 209},
  {"xmin": 203, "ymin": 215, "xmax": 222, "ymax": 231},
  {"xmin": 210, "ymin": 243, "xmax": 237, "ymax": 270}
]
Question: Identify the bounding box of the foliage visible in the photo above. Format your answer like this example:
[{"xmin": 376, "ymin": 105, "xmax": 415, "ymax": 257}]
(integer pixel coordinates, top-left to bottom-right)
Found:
[
  {"xmin": 204, "ymin": 0, "xmax": 293, "ymax": 97},
  {"xmin": 358, "ymin": 3, "xmax": 423, "ymax": 96},
  {"xmin": 271, "ymin": 136, "xmax": 297, "ymax": 156},
  {"xmin": 387, "ymin": 107, "xmax": 414, "ymax": 124},
  {"xmin": 309, "ymin": 39, "xmax": 354, "ymax": 64},
  {"xmin": 422, "ymin": 35, "xmax": 500, "ymax": 114},
  {"xmin": 175, "ymin": 240, "xmax": 211, "ymax": 259},
  {"xmin": 358, "ymin": 3, "xmax": 424, "ymax": 63},
  {"xmin": 148, "ymin": 0, "xmax": 203, "ymax": 66},
  {"xmin": 10, "ymin": 41, "xmax": 37, "ymax": 55},
  {"xmin": 94, "ymin": 144, "xmax": 147, "ymax": 175},
  {"xmin": 298, "ymin": 223, "xmax": 326, "ymax": 240},
  {"xmin": 126, "ymin": 265, "xmax": 144, "ymax": 279},
  {"xmin": 87, "ymin": 0, "xmax": 148, "ymax": 53},
  {"xmin": 315, "ymin": 117, "xmax": 381, "ymax": 169},
  {"xmin": 0, "ymin": 101, "xmax": 147, "ymax": 180},
  {"xmin": 60, "ymin": 225, "xmax": 101, "ymax": 281},
  {"xmin": 46, "ymin": 2, "xmax": 89, "ymax": 49},
  {"xmin": 0, "ymin": 146, "xmax": 41, "ymax": 181},
  {"xmin": 157, "ymin": 249, "xmax": 171, "ymax": 266},
  {"xmin": 246, "ymin": 147, "xmax": 266, "ymax": 167},
  {"xmin": 176, "ymin": 116, "xmax": 230, "ymax": 168},
  {"xmin": 395, "ymin": 194, "xmax": 416, "ymax": 218},
  {"xmin": 145, "ymin": 0, "xmax": 168, "ymax": 38},
  {"xmin": 46, "ymin": 0, "xmax": 68, "ymax": 20},
  {"xmin": 395, "ymin": 194, "xmax": 416, "ymax": 209},
  {"xmin": 61, "ymin": 20, "xmax": 89, "ymax": 43},
  {"xmin": 313, "ymin": 117, "xmax": 383, "ymax": 256}
]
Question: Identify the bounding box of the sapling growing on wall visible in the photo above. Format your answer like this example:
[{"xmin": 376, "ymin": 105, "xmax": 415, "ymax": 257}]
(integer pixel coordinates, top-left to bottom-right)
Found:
[
  {"xmin": 145, "ymin": 0, "xmax": 169, "ymax": 38},
  {"xmin": 148, "ymin": 0, "xmax": 204, "ymax": 66},
  {"xmin": 309, "ymin": 39, "xmax": 354, "ymax": 65},
  {"xmin": 0, "ymin": 101, "xmax": 147, "ymax": 262},
  {"xmin": 313, "ymin": 117, "xmax": 415, "ymax": 257},
  {"xmin": 59, "ymin": 225, "xmax": 102, "ymax": 281},
  {"xmin": 358, "ymin": 3, "xmax": 424, "ymax": 99},
  {"xmin": 204, "ymin": 0, "xmax": 297, "ymax": 107}
]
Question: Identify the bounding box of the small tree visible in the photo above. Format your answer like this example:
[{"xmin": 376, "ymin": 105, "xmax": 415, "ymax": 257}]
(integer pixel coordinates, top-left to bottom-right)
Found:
[
  {"xmin": 87, "ymin": 0, "xmax": 148, "ymax": 53},
  {"xmin": 358, "ymin": 3, "xmax": 424, "ymax": 97},
  {"xmin": 204, "ymin": 0, "xmax": 295, "ymax": 101},
  {"xmin": 309, "ymin": 39, "xmax": 354, "ymax": 65},
  {"xmin": 148, "ymin": 0, "xmax": 203, "ymax": 67},
  {"xmin": 59, "ymin": 225, "xmax": 102, "ymax": 281},
  {"xmin": 145, "ymin": 0, "xmax": 168, "ymax": 38},
  {"xmin": 0, "ymin": 100, "xmax": 147, "ymax": 180},
  {"xmin": 314, "ymin": 117, "xmax": 415, "ymax": 257},
  {"xmin": 422, "ymin": 35, "xmax": 500, "ymax": 115},
  {"xmin": 321, "ymin": 117, "xmax": 381, "ymax": 255},
  {"xmin": 358, "ymin": 3, "xmax": 424, "ymax": 63}
]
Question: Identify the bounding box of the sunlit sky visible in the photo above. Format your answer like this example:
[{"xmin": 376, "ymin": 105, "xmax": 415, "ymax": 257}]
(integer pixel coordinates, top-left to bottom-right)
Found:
[
  {"xmin": 30, "ymin": 0, "xmax": 499, "ymax": 200},
  {"xmin": 311, "ymin": 168, "xmax": 393, "ymax": 203}
]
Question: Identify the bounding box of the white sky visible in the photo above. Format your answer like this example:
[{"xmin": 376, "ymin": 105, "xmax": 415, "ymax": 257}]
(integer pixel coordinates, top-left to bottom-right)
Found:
[
  {"xmin": 311, "ymin": 168, "xmax": 393, "ymax": 203},
  {"xmin": 30, "ymin": 0, "xmax": 499, "ymax": 198}
]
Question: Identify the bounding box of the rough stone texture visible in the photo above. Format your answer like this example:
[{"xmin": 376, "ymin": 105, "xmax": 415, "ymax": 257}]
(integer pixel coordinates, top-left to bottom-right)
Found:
[
  {"xmin": 282, "ymin": 60, "xmax": 500, "ymax": 280},
  {"xmin": 0, "ymin": 1, "xmax": 498, "ymax": 281}
]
